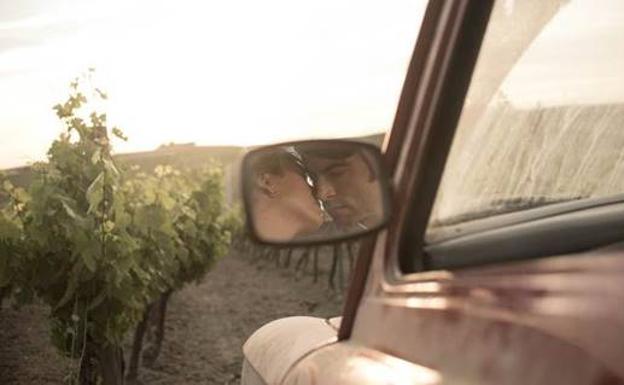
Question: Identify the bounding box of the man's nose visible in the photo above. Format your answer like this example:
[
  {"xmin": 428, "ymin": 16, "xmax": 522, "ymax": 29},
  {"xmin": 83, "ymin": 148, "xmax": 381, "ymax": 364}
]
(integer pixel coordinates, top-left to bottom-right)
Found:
[{"xmin": 316, "ymin": 180, "xmax": 336, "ymax": 201}]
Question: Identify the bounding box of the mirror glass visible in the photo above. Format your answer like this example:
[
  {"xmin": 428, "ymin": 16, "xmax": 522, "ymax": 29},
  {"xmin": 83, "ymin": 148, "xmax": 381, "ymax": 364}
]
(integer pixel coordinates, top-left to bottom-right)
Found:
[{"xmin": 242, "ymin": 140, "xmax": 391, "ymax": 244}]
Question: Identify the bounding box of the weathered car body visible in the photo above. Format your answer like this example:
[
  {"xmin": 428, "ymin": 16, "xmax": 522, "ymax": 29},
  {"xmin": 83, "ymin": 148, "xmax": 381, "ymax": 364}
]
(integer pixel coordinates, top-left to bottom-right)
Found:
[
  {"xmin": 243, "ymin": 244, "xmax": 624, "ymax": 384},
  {"xmin": 241, "ymin": 0, "xmax": 624, "ymax": 384}
]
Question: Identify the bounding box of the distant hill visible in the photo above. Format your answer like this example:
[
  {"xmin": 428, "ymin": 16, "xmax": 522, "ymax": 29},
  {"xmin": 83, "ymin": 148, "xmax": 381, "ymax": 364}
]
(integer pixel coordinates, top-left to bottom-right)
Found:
[
  {"xmin": 2, "ymin": 166, "xmax": 32, "ymax": 188},
  {"xmin": 115, "ymin": 144, "xmax": 245, "ymax": 172},
  {"xmin": 1, "ymin": 145, "xmax": 244, "ymax": 186},
  {"xmin": 349, "ymin": 132, "xmax": 385, "ymax": 147}
]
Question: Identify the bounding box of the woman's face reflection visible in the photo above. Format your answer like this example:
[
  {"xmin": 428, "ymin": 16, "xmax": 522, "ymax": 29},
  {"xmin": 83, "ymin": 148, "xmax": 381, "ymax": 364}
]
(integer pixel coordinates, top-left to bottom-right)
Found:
[
  {"xmin": 279, "ymin": 166, "xmax": 324, "ymax": 236},
  {"xmin": 250, "ymin": 151, "xmax": 323, "ymax": 242}
]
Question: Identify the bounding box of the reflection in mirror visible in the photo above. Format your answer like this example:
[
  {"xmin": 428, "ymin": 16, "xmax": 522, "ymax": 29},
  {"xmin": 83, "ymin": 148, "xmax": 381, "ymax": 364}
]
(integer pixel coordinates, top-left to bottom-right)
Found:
[
  {"xmin": 242, "ymin": 140, "xmax": 391, "ymax": 245},
  {"xmin": 246, "ymin": 148, "xmax": 324, "ymax": 242}
]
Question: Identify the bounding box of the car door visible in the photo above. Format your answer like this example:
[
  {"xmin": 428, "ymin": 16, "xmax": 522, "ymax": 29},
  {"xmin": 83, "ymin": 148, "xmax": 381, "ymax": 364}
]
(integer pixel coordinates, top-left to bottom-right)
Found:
[{"xmin": 281, "ymin": 0, "xmax": 624, "ymax": 384}]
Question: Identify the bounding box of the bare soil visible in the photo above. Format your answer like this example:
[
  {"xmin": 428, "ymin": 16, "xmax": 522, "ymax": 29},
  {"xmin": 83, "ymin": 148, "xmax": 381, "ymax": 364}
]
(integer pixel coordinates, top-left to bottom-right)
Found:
[{"xmin": 0, "ymin": 249, "xmax": 344, "ymax": 385}]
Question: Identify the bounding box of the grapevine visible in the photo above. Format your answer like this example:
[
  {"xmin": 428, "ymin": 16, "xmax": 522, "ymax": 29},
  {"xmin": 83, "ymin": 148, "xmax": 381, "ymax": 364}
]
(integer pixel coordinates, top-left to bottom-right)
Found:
[{"xmin": 0, "ymin": 70, "xmax": 241, "ymax": 385}]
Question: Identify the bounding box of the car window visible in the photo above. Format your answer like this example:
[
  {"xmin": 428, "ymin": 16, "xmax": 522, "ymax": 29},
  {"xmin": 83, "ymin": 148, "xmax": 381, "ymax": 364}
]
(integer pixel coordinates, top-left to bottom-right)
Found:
[{"xmin": 425, "ymin": 0, "xmax": 624, "ymax": 241}]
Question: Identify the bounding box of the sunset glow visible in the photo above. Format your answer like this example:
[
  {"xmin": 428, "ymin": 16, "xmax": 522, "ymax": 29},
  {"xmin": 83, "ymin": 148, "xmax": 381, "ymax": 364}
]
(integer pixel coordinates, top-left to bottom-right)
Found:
[{"xmin": 0, "ymin": 0, "xmax": 425, "ymax": 168}]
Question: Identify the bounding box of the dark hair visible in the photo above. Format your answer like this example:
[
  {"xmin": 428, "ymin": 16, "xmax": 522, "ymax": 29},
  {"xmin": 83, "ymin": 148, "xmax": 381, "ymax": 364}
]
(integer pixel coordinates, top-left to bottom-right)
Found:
[
  {"xmin": 248, "ymin": 149, "xmax": 309, "ymax": 198},
  {"xmin": 296, "ymin": 142, "xmax": 358, "ymax": 160},
  {"xmin": 297, "ymin": 143, "xmax": 377, "ymax": 181}
]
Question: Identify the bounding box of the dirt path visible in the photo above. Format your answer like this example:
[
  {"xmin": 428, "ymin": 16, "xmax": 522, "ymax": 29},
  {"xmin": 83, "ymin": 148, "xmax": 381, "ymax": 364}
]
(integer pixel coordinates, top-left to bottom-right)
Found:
[
  {"xmin": 0, "ymin": 250, "xmax": 344, "ymax": 384},
  {"xmin": 0, "ymin": 303, "xmax": 73, "ymax": 384}
]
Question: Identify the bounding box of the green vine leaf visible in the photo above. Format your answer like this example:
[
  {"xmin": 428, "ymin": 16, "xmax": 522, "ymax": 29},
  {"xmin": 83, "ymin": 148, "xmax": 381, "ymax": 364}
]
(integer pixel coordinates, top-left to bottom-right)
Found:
[{"xmin": 86, "ymin": 172, "xmax": 104, "ymax": 214}]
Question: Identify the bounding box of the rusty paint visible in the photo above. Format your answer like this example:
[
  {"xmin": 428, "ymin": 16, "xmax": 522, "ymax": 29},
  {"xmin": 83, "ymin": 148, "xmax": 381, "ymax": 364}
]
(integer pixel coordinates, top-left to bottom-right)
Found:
[
  {"xmin": 282, "ymin": 342, "xmax": 442, "ymax": 385},
  {"xmin": 350, "ymin": 243, "xmax": 624, "ymax": 384}
]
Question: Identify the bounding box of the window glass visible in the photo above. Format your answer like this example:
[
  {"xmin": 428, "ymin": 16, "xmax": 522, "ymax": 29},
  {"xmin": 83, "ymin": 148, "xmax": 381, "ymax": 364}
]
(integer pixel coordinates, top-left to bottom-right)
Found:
[{"xmin": 427, "ymin": 0, "xmax": 624, "ymax": 239}]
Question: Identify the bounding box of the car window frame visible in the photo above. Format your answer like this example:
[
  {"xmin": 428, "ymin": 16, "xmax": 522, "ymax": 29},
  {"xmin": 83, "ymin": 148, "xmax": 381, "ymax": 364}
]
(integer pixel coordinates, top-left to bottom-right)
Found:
[
  {"xmin": 337, "ymin": 0, "xmax": 495, "ymax": 340},
  {"xmin": 425, "ymin": 194, "xmax": 624, "ymax": 270},
  {"xmin": 385, "ymin": 0, "xmax": 496, "ymax": 277}
]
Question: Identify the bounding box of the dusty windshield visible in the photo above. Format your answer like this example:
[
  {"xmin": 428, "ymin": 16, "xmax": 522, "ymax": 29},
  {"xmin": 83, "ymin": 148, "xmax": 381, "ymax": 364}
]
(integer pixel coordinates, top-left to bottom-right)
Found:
[{"xmin": 427, "ymin": 0, "xmax": 624, "ymax": 235}]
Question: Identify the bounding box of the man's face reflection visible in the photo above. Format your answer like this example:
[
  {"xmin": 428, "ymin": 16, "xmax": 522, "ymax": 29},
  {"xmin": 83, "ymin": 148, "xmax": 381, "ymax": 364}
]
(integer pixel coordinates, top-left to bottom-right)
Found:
[{"xmin": 304, "ymin": 150, "xmax": 383, "ymax": 229}]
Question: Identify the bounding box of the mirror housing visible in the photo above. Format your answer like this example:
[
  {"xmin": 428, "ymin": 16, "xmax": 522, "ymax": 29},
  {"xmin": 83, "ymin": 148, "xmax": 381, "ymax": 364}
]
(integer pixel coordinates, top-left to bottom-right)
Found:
[{"xmin": 241, "ymin": 140, "xmax": 392, "ymax": 246}]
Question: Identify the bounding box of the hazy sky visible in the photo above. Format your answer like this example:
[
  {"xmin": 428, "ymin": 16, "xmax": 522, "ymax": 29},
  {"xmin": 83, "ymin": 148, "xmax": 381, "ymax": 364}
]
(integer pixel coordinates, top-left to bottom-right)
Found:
[
  {"xmin": 1, "ymin": 0, "xmax": 623, "ymax": 169},
  {"xmin": 500, "ymin": 0, "xmax": 624, "ymax": 108},
  {"xmin": 0, "ymin": 0, "xmax": 425, "ymax": 168}
]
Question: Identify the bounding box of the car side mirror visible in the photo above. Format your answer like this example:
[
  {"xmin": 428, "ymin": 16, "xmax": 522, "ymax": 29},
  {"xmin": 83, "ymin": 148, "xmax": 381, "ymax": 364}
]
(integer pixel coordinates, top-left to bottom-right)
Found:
[{"xmin": 241, "ymin": 140, "xmax": 392, "ymax": 245}]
